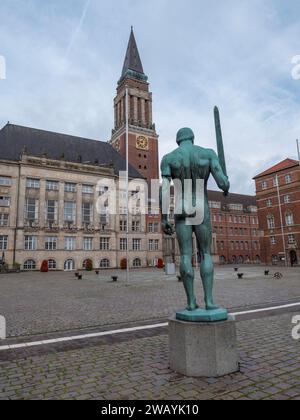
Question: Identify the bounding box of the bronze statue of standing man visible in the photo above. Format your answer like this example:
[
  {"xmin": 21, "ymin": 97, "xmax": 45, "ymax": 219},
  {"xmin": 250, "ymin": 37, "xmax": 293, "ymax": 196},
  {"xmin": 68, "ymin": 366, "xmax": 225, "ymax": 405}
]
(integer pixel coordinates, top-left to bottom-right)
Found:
[{"xmin": 160, "ymin": 108, "xmax": 230, "ymax": 322}]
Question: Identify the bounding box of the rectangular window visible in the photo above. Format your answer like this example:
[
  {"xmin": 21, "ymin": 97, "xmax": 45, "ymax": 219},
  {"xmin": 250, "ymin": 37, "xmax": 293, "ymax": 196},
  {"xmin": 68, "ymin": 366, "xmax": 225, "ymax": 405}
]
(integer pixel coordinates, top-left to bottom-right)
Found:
[
  {"xmin": 120, "ymin": 220, "xmax": 127, "ymax": 232},
  {"xmin": 209, "ymin": 201, "xmax": 221, "ymax": 209},
  {"xmin": 0, "ymin": 235, "xmax": 8, "ymax": 250},
  {"xmin": 267, "ymin": 217, "xmax": 275, "ymax": 229},
  {"xmin": 133, "ymin": 239, "xmax": 141, "ymax": 251},
  {"xmin": 0, "ymin": 176, "xmax": 11, "ymax": 186},
  {"xmin": 45, "ymin": 237, "xmax": 57, "ymax": 251},
  {"xmin": 64, "ymin": 201, "xmax": 76, "ymax": 222},
  {"xmin": 82, "ymin": 202, "xmax": 93, "ymax": 223},
  {"xmin": 64, "ymin": 237, "xmax": 76, "ymax": 251},
  {"xmin": 288, "ymin": 234, "xmax": 295, "ymax": 244},
  {"xmin": 82, "ymin": 185, "xmax": 94, "ymax": 194},
  {"xmin": 46, "ymin": 180, "xmax": 59, "ymax": 191},
  {"xmin": 132, "ymin": 221, "xmax": 140, "ymax": 232},
  {"xmin": 26, "ymin": 178, "xmax": 40, "ymax": 189},
  {"xmin": 261, "ymin": 181, "xmax": 268, "ymax": 190},
  {"xmin": 25, "ymin": 198, "xmax": 38, "ymax": 221},
  {"xmin": 0, "ymin": 196, "xmax": 10, "ymax": 207},
  {"xmin": 0, "ymin": 214, "xmax": 9, "ymax": 226},
  {"xmin": 270, "ymin": 236, "xmax": 276, "ymax": 245},
  {"xmin": 100, "ymin": 237, "xmax": 110, "ymax": 251},
  {"xmin": 120, "ymin": 238, "xmax": 128, "ymax": 251},
  {"xmin": 284, "ymin": 195, "xmax": 291, "ymax": 204},
  {"xmin": 149, "ymin": 239, "xmax": 159, "ymax": 251},
  {"xmin": 65, "ymin": 183, "xmax": 76, "ymax": 193},
  {"xmin": 266, "ymin": 199, "xmax": 272, "ymax": 207},
  {"xmin": 25, "ymin": 236, "xmax": 37, "ymax": 250},
  {"xmin": 228, "ymin": 204, "xmax": 243, "ymax": 211},
  {"xmin": 46, "ymin": 200, "xmax": 58, "ymax": 222},
  {"xmin": 83, "ymin": 237, "xmax": 93, "ymax": 251},
  {"xmin": 285, "ymin": 174, "xmax": 292, "ymax": 184}
]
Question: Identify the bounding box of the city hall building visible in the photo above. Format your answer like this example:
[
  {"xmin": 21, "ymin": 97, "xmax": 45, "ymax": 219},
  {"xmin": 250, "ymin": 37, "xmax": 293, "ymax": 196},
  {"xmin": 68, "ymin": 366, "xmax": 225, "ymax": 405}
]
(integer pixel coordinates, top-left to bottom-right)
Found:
[{"xmin": 0, "ymin": 29, "xmax": 260, "ymax": 271}]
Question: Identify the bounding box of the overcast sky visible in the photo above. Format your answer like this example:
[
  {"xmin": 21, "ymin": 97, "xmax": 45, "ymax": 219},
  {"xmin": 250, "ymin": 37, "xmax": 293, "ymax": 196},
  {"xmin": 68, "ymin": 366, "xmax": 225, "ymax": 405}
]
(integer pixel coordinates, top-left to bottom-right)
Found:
[{"xmin": 1, "ymin": 0, "xmax": 300, "ymax": 194}]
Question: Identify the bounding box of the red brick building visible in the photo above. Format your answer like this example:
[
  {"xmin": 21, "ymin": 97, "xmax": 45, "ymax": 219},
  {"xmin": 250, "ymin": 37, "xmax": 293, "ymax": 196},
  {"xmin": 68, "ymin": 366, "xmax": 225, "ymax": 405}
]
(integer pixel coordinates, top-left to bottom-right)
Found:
[
  {"xmin": 254, "ymin": 158, "xmax": 300, "ymax": 266},
  {"xmin": 208, "ymin": 191, "xmax": 261, "ymax": 265},
  {"xmin": 164, "ymin": 189, "xmax": 260, "ymax": 265}
]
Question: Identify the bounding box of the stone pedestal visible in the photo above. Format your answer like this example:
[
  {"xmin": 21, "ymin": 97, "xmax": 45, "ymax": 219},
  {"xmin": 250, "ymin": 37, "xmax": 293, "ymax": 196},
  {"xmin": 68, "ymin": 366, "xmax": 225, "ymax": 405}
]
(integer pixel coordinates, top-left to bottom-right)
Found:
[{"xmin": 169, "ymin": 317, "xmax": 239, "ymax": 378}]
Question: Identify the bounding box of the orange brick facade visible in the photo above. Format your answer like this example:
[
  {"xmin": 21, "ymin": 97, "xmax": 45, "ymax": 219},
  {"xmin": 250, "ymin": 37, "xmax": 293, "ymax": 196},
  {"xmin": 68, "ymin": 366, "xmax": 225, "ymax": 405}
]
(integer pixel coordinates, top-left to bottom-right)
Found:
[{"xmin": 254, "ymin": 159, "xmax": 300, "ymax": 266}]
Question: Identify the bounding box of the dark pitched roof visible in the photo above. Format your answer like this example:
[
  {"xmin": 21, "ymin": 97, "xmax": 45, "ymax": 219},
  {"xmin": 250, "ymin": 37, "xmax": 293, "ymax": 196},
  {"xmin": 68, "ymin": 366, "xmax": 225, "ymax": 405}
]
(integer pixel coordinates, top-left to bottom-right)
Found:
[
  {"xmin": 0, "ymin": 123, "xmax": 143, "ymax": 179},
  {"xmin": 207, "ymin": 190, "xmax": 256, "ymax": 210},
  {"xmin": 253, "ymin": 158, "xmax": 299, "ymax": 179},
  {"xmin": 121, "ymin": 28, "xmax": 145, "ymax": 78}
]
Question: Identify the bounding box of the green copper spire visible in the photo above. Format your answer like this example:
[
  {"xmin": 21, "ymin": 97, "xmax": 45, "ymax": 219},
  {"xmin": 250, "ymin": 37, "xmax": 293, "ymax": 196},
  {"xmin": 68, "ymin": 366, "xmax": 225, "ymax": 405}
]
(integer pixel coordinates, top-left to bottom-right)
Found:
[{"xmin": 119, "ymin": 27, "xmax": 148, "ymax": 84}]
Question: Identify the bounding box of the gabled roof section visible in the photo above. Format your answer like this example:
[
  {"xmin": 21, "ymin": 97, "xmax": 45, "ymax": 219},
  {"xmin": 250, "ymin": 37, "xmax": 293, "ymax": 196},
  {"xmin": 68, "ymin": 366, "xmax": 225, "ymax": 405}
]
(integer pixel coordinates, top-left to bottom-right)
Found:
[
  {"xmin": 253, "ymin": 158, "xmax": 299, "ymax": 179},
  {"xmin": 0, "ymin": 123, "xmax": 143, "ymax": 179}
]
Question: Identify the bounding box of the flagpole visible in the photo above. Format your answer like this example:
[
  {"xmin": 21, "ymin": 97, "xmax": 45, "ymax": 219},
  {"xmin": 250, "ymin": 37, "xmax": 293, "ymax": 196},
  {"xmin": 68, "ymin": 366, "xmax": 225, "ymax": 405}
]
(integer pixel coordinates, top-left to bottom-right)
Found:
[
  {"xmin": 276, "ymin": 175, "xmax": 288, "ymax": 267},
  {"xmin": 125, "ymin": 87, "xmax": 130, "ymax": 282}
]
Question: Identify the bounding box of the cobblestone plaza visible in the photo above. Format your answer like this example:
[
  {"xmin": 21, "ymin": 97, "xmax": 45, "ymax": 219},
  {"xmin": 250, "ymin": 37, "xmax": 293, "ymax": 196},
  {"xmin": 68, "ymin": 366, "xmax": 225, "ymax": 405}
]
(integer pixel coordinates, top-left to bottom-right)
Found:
[{"xmin": 0, "ymin": 267, "xmax": 300, "ymax": 400}]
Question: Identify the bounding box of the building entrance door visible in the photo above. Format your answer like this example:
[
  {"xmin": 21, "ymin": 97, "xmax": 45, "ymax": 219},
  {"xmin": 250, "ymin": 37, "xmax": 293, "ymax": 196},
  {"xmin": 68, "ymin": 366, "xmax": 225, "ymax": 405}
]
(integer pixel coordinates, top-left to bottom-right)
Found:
[{"xmin": 290, "ymin": 250, "xmax": 298, "ymax": 267}]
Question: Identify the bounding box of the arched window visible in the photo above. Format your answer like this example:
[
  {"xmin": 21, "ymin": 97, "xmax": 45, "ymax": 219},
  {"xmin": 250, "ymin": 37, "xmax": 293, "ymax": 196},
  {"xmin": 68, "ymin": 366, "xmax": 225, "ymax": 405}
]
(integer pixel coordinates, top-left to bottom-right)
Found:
[
  {"xmin": 100, "ymin": 259, "xmax": 110, "ymax": 269},
  {"xmin": 48, "ymin": 259, "xmax": 57, "ymax": 270},
  {"xmin": 256, "ymin": 255, "xmax": 261, "ymax": 264},
  {"xmin": 133, "ymin": 258, "xmax": 142, "ymax": 268},
  {"xmin": 64, "ymin": 259, "xmax": 75, "ymax": 271},
  {"xmin": 238, "ymin": 256, "xmax": 244, "ymax": 264},
  {"xmin": 285, "ymin": 212, "xmax": 294, "ymax": 226},
  {"xmin": 24, "ymin": 260, "xmax": 36, "ymax": 270},
  {"xmin": 267, "ymin": 215, "xmax": 275, "ymax": 229}
]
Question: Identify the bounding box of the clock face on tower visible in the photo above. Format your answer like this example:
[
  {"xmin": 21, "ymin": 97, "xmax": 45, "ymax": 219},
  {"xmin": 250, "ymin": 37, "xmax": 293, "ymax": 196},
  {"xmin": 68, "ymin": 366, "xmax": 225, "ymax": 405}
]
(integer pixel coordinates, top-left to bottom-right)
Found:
[{"xmin": 136, "ymin": 136, "xmax": 149, "ymax": 151}]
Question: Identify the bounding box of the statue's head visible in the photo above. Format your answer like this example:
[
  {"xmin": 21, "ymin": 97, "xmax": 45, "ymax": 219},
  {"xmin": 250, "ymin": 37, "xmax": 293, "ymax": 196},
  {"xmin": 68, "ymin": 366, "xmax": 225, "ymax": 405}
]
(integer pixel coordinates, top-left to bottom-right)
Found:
[{"xmin": 176, "ymin": 128, "xmax": 195, "ymax": 145}]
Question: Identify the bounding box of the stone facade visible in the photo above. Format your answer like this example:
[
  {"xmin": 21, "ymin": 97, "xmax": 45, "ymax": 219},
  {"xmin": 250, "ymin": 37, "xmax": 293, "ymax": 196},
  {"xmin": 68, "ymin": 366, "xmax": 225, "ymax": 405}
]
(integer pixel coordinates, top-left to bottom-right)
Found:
[
  {"xmin": 0, "ymin": 155, "xmax": 162, "ymax": 271},
  {"xmin": 254, "ymin": 159, "xmax": 300, "ymax": 266}
]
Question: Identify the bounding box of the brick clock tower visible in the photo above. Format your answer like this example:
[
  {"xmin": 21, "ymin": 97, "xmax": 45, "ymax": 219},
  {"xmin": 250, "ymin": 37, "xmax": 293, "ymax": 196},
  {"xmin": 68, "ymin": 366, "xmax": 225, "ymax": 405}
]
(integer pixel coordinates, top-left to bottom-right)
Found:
[{"xmin": 110, "ymin": 28, "xmax": 159, "ymax": 184}]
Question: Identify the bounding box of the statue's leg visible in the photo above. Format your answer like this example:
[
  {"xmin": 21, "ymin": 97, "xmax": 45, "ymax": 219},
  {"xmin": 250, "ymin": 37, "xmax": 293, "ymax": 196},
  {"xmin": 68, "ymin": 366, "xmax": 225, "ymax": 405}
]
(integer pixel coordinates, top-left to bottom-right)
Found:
[
  {"xmin": 194, "ymin": 222, "xmax": 219, "ymax": 311},
  {"xmin": 175, "ymin": 220, "xmax": 198, "ymax": 311}
]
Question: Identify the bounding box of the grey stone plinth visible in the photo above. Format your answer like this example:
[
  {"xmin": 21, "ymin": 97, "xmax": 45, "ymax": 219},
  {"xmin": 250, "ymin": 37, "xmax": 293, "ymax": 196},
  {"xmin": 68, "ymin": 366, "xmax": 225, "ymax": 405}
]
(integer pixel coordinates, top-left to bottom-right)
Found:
[{"xmin": 169, "ymin": 317, "xmax": 239, "ymax": 378}]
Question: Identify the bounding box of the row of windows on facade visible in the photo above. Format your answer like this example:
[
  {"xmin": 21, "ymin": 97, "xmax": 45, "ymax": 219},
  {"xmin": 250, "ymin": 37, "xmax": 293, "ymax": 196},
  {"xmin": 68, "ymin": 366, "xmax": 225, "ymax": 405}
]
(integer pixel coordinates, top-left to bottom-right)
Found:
[
  {"xmin": 209, "ymin": 201, "xmax": 258, "ymax": 213},
  {"xmin": 0, "ymin": 236, "xmax": 160, "ymax": 252},
  {"xmin": 214, "ymin": 226, "xmax": 258, "ymax": 236},
  {"xmin": 265, "ymin": 195, "xmax": 292, "ymax": 207},
  {"xmin": 0, "ymin": 176, "xmax": 97, "ymax": 193},
  {"xmin": 270, "ymin": 234, "xmax": 296, "ymax": 245},
  {"xmin": 0, "ymin": 209, "xmax": 161, "ymax": 232},
  {"xmin": 211, "ymin": 213, "xmax": 258, "ymax": 224},
  {"xmin": 217, "ymin": 240, "xmax": 260, "ymax": 251},
  {"xmin": 23, "ymin": 199, "xmax": 149, "ymax": 224},
  {"xmin": 219, "ymin": 255, "xmax": 261, "ymax": 264},
  {"xmin": 261, "ymin": 174, "xmax": 293, "ymax": 190},
  {"xmin": 1, "ymin": 176, "xmax": 150, "ymax": 204},
  {"xmin": 22, "ymin": 258, "xmax": 144, "ymax": 271},
  {"xmin": 267, "ymin": 212, "xmax": 295, "ymax": 229}
]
